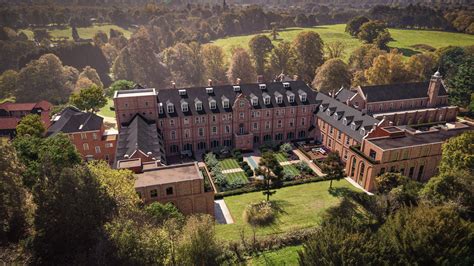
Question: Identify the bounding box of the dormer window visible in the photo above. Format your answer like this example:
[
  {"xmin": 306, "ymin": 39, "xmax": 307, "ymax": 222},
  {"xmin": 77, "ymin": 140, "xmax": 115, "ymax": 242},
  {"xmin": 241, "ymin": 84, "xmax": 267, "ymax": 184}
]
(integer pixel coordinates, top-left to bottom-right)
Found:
[
  {"xmin": 360, "ymin": 128, "xmax": 366, "ymax": 135},
  {"xmin": 351, "ymin": 123, "xmax": 356, "ymax": 130},
  {"xmin": 251, "ymin": 98, "xmax": 258, "ymax": 106},
  {"xmin": 178, "ymin": 89, "xmax": 186, "ymax": 96},
  {"xmin": 343, "ymin": 117, "xmax": 347, "ymax": 125},
  {"xmin": 264, "ymin": 96, "xmax": 270, "ymax": 105},
  {"xmin": 181, "ymin": 102, "xmax": 189, "ymax": 112},
  {"xmin": 167, "ymin": 103, "xmax": 174, "ymax": 113},
  {"xmin": 326, "ymin": 109, "xmax": 331, "ymax": 116},
  {"xmin": 210, "ymin": 100, "xmax": 217, "ymax": 109},
  {"xmin": 196, "ymin": 102, "xmax": 203, "ymax": 111},
  {"xmin": 333, "ymin": 113, "xmax": 338, "ymax": 120},
  {"xmin": 223, "ymin": 99, "xmax": 229, "ymax": 108},
  {"xmin": 288, "ymin": 95, "xmax": 295, "ymax": 103},
  {"xmin": 319, "ymin": 105, "xmax": 324, "ymax": 112},
  {"xmin": 283, "ymin": 82, "xmax": 290, "ymax": 88},
  {"xmin": 259, "ymin": 84, "xmax": 266, "ymax": 90},
  {"xmin": 300, "ymin": 93, "xmax": 307, "ymax": 102},
  {"xmin": 206, "ymin": 87, "xmax": 213, "ymax": 94},
  {"xmin": 233, "ymin": 85, "xmax": 241, "ymax": 92},
  {"xmin": 276, "ymin": 96, "xmax": 282, "ymax": 104},
  {"xmin": 159, "ymin": 103, "xmax": 163, "ymax": 114}
]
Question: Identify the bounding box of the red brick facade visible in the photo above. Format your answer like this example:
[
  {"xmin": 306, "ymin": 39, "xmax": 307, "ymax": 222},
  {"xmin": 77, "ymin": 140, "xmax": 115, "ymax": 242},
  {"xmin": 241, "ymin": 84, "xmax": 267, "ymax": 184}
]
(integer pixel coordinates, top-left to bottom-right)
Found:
[{"xmin": 68, "ymin": 125, "xmax": 117, "ymax": 165}]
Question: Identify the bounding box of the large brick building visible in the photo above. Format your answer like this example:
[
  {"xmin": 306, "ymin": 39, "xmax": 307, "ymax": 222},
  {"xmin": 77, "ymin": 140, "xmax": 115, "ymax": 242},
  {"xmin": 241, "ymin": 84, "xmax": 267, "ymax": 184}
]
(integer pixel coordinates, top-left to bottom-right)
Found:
[
  {"xmin": 113, "ymin": 74, "xmax": 470, "ymax": 192},
  {"xmin": 47, "ymin": 107, "xmax": 117, "ymax": 165},
  {"xmin": 0, "ymin": 100, "xmax": 52, "ymax": 138}
]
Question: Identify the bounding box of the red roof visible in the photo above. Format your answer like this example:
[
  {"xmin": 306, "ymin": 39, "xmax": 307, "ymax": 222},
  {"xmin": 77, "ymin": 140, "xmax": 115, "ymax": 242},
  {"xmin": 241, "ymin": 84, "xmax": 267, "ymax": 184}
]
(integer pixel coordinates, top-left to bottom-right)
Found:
[
  {"xmin": 0, "ymin": 117, "xmax": 20, "ymax": 130},
  {"xmin": 0, "ymin": 101, "xmax": 52, "ymax": 112}
]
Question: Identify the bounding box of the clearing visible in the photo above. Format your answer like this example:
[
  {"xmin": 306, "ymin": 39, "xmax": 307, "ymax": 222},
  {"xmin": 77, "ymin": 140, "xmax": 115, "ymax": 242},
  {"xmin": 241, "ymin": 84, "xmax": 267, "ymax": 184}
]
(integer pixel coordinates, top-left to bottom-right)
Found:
[{"xmin": 21, "ymin": 24, "xmax": 133, "ymax": 41}]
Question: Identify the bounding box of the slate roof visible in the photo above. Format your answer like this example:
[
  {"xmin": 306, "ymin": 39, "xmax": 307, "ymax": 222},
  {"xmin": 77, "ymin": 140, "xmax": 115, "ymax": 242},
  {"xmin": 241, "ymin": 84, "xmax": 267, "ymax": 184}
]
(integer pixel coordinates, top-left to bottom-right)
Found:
[
  {"xmin": 359, "ymin": 81, "xmax": 448, "ymax": 103},
  {"xmin": 314, "ymin": 93, "xmax": 380, "ymax": 142},
  {"xmin": 115, "ymin": 114, "xmax": 164, "ymax": 165},
  {"xmin": 335, "ymin": 88, "xmax": 356, "ymax": 102},
  {"xmin": 156, "ymin": 81, "xmax": 317, "ymax": 118},
  {"xmin": 46, "ymin": 107, "xmax": 103, "ymax": 136}
]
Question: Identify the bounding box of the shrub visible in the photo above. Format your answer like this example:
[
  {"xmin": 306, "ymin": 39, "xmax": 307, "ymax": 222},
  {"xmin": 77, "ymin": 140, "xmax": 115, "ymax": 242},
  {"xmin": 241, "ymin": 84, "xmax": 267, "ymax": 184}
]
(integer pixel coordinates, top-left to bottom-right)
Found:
[
  {"xmin": 243, "ymin": 201, "xmax": 280, "ymax": 227},
  {"xmin": 296, "ymin": 161, "xmax": 313, "ymax": 175},
  {"xmin": 242, "ymin": 164, "xmax": 251, "ymax": 171},
  {"xmin": 280, "ymin": 143, "xmax": 293, "ymax": 154},
  {"xmin": 245, "ymin": 169, "xmax": 254, "ymax": 177},
  {"xmin": 227, "ymin": 178, "xmax": 247, "ymax": 190},
  {"xmin": 236, "ymin": 154, "xmax": 244, "ymax": 162},
  {"xmin": 205, "ymin": 153, "xmax": 219, "ymax": 168},
  {"xmin": 283, "ymin": 168, "xmax": 296, "ymax": 180}
]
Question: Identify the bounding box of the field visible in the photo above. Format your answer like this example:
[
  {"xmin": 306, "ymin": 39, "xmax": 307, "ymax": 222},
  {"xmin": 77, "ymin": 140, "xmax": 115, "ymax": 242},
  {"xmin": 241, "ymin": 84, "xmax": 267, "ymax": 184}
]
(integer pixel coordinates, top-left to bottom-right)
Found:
[
  {"xmin": 219, "ymin": 158, "xmax": 241, "ymax": 170},
  {"xmin": 98, "ymin": 98, "xmax": 115, "ymax": 118},
  {"xmin": 21, "ymin": 24, "xmax": 133, "ymax": 40},
  {"xmin": 215, "ymin": 179, "xmax": 357, "ymax": 240},
  {"xmin": 248, "ymin": 245, "xmax": 302, "ymax": 265},
  {"xmin": 212, "ymin": 24, "xmax": 474, "ymax": 62}
]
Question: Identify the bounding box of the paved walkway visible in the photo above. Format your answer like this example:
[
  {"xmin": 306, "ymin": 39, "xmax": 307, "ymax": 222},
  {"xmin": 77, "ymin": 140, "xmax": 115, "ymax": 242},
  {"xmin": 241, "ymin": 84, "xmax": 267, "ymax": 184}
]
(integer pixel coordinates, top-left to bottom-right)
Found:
[
  {"xmin": 214, "ymin": 199, "xmax": 234, "ymax": 224},
  {"xmin": 293, "ymin": 149, "xmax": 325, "ymax": 176},
  {"xmin": 222, "ymin": 168, "xmax": 244, "ymax": 174},
  {"xmin": 279, "ymin": 160, "xmax": 300, "ymax": 166},
  {"xmin": 344, "ymin": 177, "xmax": 374, "ymax": 195}
]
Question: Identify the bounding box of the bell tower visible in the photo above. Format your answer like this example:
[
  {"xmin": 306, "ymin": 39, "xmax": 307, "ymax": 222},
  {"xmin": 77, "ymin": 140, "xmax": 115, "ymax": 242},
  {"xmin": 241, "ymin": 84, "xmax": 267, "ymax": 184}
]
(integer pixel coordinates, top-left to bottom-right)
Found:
[{"xmin": 427, "ymin": 70, "xmax": 442, "ymax": 107}]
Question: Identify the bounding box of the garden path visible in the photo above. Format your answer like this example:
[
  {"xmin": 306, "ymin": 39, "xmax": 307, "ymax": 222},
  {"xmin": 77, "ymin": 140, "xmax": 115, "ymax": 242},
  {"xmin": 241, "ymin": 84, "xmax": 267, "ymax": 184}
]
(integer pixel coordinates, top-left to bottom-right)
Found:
[
  {"xmin": 222, "ymin": 168, "xmax": 244, "ymax": 174},
  {"xmin": 279, "ymin": 160, "xmax": 300, "ymax": 166}
]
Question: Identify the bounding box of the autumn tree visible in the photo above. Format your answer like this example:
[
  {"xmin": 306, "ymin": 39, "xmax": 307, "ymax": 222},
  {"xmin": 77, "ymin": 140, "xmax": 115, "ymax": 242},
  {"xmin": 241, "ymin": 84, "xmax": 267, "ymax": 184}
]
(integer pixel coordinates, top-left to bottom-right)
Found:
[
  {"xmin": 269, "ymin": 41, "xmax": 294, "ymax": 78},
  {"xmin": 227, "ymin": 47, "xmax": 256, "ymax": 84},
  {"xmin": 75, "ymin": 66, "xmax": 103, "ymax": 92},
  {"xmin": 201, "ymin": 44, "xmax": 227, "ymax": 84},
  {"xmin": 291, "ymin": 31, "xmax": 324, "ymax": 83},
  {"xmin": 358, "ymin": 21, "xmax": 390, "ymax": 45},
  {"xmin": 406, "ymin": 53, "xmax": 437, "ymax": 81},
  {"xmin": 16, "ymin": 114, "xmax": 45, "ymax": 138},
  {"xmin": 345, "ymin": 16, "xmax": 370, "ymax": 37},
  {"xmin": 69, "ymin": 84, "xmax": 107, "ymax": 112},
  {"xmin": 348, "ymin": 44, "xmax": 385, "ymax": 71},
  {"xmin": 0, "ymin": 70, "xmax": 18, "ymax": 99},
  {"xmin": 325, "ymin": 41, "xmax": 346, "ymax": 59},
  {"xmin": 15, "ymin": 54, "xmax": 76, "ymax": 104},
  {"xmin": 162, "ymin": 42, "xmax": 205, "ymax": 87},
  {"xmin": 321, "ymin": 152, "xmax": 345, "ymax": 188},
  {"xmin": 248, "ymin": 34, "xmax": 274, "ymax": 76},
  {"xmin": 364, "ymin": 50, "xmax": 411, "ymax": 85},
  {"xmin": 312, "ymin": 59, "xmax": 351, "ymax": 94},
  {"xmin": 93, "ymin": 30, "xmax": 108, "ymax": 47}
]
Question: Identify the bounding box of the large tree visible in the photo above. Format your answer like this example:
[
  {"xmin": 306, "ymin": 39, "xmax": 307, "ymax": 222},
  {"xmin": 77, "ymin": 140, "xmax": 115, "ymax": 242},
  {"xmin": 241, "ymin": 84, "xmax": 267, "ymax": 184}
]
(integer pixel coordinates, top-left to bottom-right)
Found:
[
  {"xmin": 269, "ymin": 41, "xmax": 294, "ymax": 78},
  {"xmin": 348, "ymin": 44, "xmax": 385, "ymax": 71},
  {"xmin": 358, "ymin": 21, "xmax": 390, "ymax": 45},
  {"xmin": 201, "ymin": 44, "xmax": 227, "ymax": 84},
  {"xmin": 0, "ymin": 70, "xmax": 18, "ymax": 99},
  {"xmin": 248, "ymin": 34, "xmax": 274, "ymax": 76},
  {"xmin": 291, "ymin": 31, "xmax": 324, "ymax": 83},
  {"xmin": 75, "ymin": 66, "xmax": 103, "ymax": 92},
  {"xmin": 364, "ymin": 50, "xmax": 411, "ymax": 85},
  {"xmin": 106, "ymin": 79, "xmax": 135, "ymax": 97},
  {"xmin": 406, "ymin": 53, "xmax": 437, "ymax": 82},
  {"xmin": 312, "ymin": 59, "xmax": 351, "ymax": 94},
  {"xmin": 226, "ymin": 47, "xmax": 256, "ymax": 84},
  {"xmin": 345, "ymin": 16, "xmax": 370, "ymax": 37},
  {"xmin": 69, "ymin": 84, "xmax": 107, "ymax": 112},
  {"xmin": 16, "ymin": 114, "xmax": 45, "ymax": 138},
  {"xmin": 258, "ymin": 152, "xmax": 283, "ymax": 201},
  {"xmin": 15, "ymin": 54, "xmax": 76, "ymax": 104},
  {"xmin": 162, "ymin": 42, "xmax": 205, "ymax": 87},
  {"xmin": 446, "ymin": 56, "xmax": 474, "ymax": 108}
]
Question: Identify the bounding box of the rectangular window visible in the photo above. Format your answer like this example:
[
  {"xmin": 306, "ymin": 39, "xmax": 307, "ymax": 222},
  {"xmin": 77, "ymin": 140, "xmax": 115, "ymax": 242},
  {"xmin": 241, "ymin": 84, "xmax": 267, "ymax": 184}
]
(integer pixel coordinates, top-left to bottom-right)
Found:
[
  {"xmin": 150, "ymin": 189, "xmax": 158, "ymax": 198},
  {"xmin": 105, "ymin": 143, "xmax": 113, "ymax": 148},
  {"xmin": 170, "ymin": 131, "xmax": 176, "ymax": 140},
  {"xmin": 409, "ymin": 167, "xmax": 415, "ymax": 178},
  {"xmin": 198, "ymin": 128, "xmax": 204, "ymax": 137},
  {"xmin": 345, "ymin": 136, "xmax": 350, "ymax": 145},
  {"xmin": 253, "ymin": 122, "xmax": 258, "ymax": 130},
  {"xmin": 225, "ymin": 125, "xmax": 230, "ymax": 133},
  {"xmin": 337, "ymin": 131, "xmax": 342, "ymax": 140},
  {"xmin": 212, "ymin": 126, "xmax": 218, "ymax": 134},
  {"xmin": 184, "ymin": 118, "xmax": 189, "ymax": 125},
  {"xmin": 95, "ymin": 146, "xmax": 101, "ymax": 154},
  {"xmin": 301, "ymin": 117, "xmax": 306, "ymax": 126},
  {"xmin": 417, "ymin": 165, "xmax": 424, "ymax": 181},
  {"xmin": 170, "ymin": 119, "xmax": 175, "ymax": 126},
  {"xmin": 83, "ymin": 143, "xmax": 89, "ymax": 150},
  {"xmin": 184, "ymin": 129, "xmax": 190, "ymax": 139},
  {"xmin": 239, "ymin": 112, "xmax": 244, "ymax": 119},
  {"xmin": 265, "ymin": 121, "xmax": 271, "ymax": 129},
  {"xmin": 289, "ymin": 119, "xmax": 294, "ymax": 127},
  {"xmin": 92, "ymin": 133, "xmax": 98, "ymax": 140},
  {"xmin": 278, "ymin": 120, "xmax": 282, "ymax": 128},
  {"xmin": 369, "ymin": 149, "xmax": 377, "ymax": 160},
  {"xmin": 81, "ymin": 133, "xmax": 87, "ymax": 140},
  {"xmin": 166, "ymin": 187, "xmax": 173, "ymax": 195}
]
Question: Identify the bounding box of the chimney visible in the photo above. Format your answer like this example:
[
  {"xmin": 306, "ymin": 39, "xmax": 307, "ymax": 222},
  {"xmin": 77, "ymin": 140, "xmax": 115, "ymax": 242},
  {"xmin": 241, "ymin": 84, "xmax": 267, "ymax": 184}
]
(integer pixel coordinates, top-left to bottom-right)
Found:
[
  {"xmin": 208, "ymin": 79, "xmax": 213, "ymax": 86},
  {"xmin": 427, "ymin": 70, "xmax": 442, "ymax": 108},
  {"xmin": 257, "ymin": 75, "xmax": 264, "ymax": 83},
  {"xmin": 331, "ymin": 90, "xmax": 335, "ymax": 98},
  {"xmin": 293, "ymin": 75, "xmax": 299, "ymax": 81},
  {"xmin": 171, "ymin": 81, "xmax": 176, "ymax": 89},
  {"xmin": 236, "ymin": 78, "xmax": 241, "ymax": 85}
]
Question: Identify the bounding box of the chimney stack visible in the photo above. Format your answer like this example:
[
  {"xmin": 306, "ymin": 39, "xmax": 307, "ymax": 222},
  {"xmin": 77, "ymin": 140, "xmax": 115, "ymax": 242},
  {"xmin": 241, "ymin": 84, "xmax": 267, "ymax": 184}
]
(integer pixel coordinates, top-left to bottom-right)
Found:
[
  {"xmin": 171, "ymin": 81, "xmax": 176, "ymax": 89},
  {"xmin": 208, "ymin": 79, "xmax": 213, "ymax": 86},
  {"xmin": 257, "ymin": 75, "xmax": 264, "ymax": 83},
  {"xmin": 331, "ymin": 90, "xmax": 335, "ymax": 98},
  {"xmin": 236, "ymin": 78, "xmax": 241, "ymax": 85}
]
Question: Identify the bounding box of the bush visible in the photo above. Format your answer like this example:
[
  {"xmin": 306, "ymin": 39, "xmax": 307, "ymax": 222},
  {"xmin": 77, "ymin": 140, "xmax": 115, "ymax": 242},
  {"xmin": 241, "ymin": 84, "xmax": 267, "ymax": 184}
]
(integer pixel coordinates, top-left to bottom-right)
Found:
[
  {"xmin": 245, "ymin": 169, "xmax": 254, "ymax": 177},
  {"xmin": 296, "ymin": 161, "xmax": 313, "ymax": 175},
  {"xmin": 205, "ymin": 153, "xmax": 219, "ymax": 169},
  {"xmin": 280, "ymin": 143, "xmax": 293, "ymax": 154},
  {"xmin": 232, "ymin": 149, "xmax": 242, "ymax": 156},
  {"xmin": 226, "ymin": 178, "xmax": 247, "ymax": 190},
  {"xmin": 283, "ymin": 168, "xmax": 296, "ymax": 180},
  {"xmin": 242, "ymin": 164, "xmax": 251, "ymax": 171},
  {"xmin": 236, "ymin": 154, "xmax": 244, "ymax": 162},
  {"xmin": 243, "ymin": 201, "xmax": 280, "ymax": 227}
]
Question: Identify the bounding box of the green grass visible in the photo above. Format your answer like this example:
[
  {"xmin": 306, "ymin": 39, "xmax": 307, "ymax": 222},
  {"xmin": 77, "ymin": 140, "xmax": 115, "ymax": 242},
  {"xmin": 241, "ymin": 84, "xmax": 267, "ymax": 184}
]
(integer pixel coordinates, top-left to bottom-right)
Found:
[
  {"xmin": 212, "ymin": 24, "xmax": 474, "ymax": 62},
  {"xmin": 98, "ymin": 98, "xmax": 115, "ymax": 118},
  {"xmin": 248, "ymin": 245, "xmax": 302, "ymax": 266},
  {"xmin": 275, "ymin": 152, "xmax": 289, "ymax": 163},
  {"xmin": 219, "ymin": 158, "xmax": 241, "ymax": 170},
  {"xmin": 225, "ymin": 171, "xmax": 249, "ymax": 184},
  {"xmin": 20, "ymin": 24, "xmax": 133, "ymax": 41},
  {"xmin": 216, "ymin": 180, "xmax": 357, "ymax": 240},
  {"xmin": 283, "ymin": 164, "xmax": 300, "ymax": 176}
]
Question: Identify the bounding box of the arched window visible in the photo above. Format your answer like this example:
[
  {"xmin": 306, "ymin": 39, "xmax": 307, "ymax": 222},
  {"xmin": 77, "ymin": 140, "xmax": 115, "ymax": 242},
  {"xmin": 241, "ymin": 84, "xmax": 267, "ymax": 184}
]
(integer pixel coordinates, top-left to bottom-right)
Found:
[
  {"xmin": 359, "ymin": 162, "xmax": 365, "ymax": 180},
  {"xmin": 350, "ymin": 158, "xmax": 356, "ymax": 177}
]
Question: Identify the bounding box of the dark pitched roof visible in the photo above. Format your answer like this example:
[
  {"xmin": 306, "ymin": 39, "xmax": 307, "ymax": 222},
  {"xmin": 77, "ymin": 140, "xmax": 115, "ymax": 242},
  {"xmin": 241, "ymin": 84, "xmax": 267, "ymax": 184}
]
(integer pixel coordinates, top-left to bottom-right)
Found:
[
  {"xmin": 335, "ymin": 88, "xmax": 356, "ymax": 102},
  {"xmin": 115, "ymin": 114, "xmax": 165, "ymax": 165},
  {"xmin": 46, "ymin": 107, "xmax": 103, "ymax": 136},
  {"xmin": 359, "ymin": 81, "xmax": 448, "ymax": 103},
  {"xmin": 315, "ymin": 93, "xmax": 380, "ymax": 142},
  {"xmin": 156, "ymin": 81, "xmax": 317, "ymax": 118}
]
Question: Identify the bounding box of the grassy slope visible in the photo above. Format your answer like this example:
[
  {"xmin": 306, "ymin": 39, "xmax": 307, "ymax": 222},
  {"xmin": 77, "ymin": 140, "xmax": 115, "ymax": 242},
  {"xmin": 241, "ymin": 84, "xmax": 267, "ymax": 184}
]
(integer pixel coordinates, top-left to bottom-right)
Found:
[
  {"xmin": 98, "ymin": 98, "xmax": 115, "ymax": 118},
  {"xmin": 212, "ymin": 24, "xmax": 474, "ymax": 62},
  {"xmin": 21, "ymin": 24, "xmax": 133, "ymax": 40},
  {"xmin": 215, "ymin": 179, "xmax": 356, "ymax": 240},
  {"xmin": 248, "ymin": 245, "xmax": 302, "ymax": 266}
]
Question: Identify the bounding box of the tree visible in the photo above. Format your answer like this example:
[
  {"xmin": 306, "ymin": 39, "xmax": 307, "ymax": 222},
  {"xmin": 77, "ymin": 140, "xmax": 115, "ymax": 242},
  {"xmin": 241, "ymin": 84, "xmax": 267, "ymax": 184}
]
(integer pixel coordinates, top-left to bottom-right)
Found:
[
  {"xmin": 145, "ymin": 202, "xmax": 184, "ymax": 225},
  {"xmin": 162, "ymin": 42, "xmax": 205, "ymax": 87},
  {"xmin": 406, "ymin": 53, "xmax": 437, "ymax": 81},
  {"xmin": 258, "ymin": 152, "xmax": 283, "ymax": 201},
  {"xmin": 106, "ymin": 79, "xmax": 135, "ymax": 97},
  {"xmin": 270, "ymin": 23, "xmax": 279, "ymax": 40},
  {"xmin": 71, "ymin": 26, "xmax": 80, "ymax": 41},
  {"xmin": 358, "ymin": 21, "xmax": 390, "ymax": 45},
  {"xmin": 374, "ymin": 31, "xmax": 392, "ymax": 50},
  {"xmin": 227, "ymin": 47, "xmax": 256, "ymax": 84},
  {"xmin": 0, "ymin": 143, "xmax": 30, "ymax": 243},
  {"xmin": 32, "ymin": 165, "xmax": 115, "ymax": 264},
  {"xmin": 291, "ymin": 31, "xmax": 324, "ymax": 82},
  {"xmin": 446, "ymin": 56, "xmax": 474, "ymax": 108},
  {"xmin": 201, "ymin": 44, "xmax": 227, "ymax": 84},
  {"xmin": 269, "ymin": 41, "xmax": 294, "ymax": 78},
  {"xmin": 176, "ymin": 215, "xmax": 224, "ymax": 265},
  {"xmin": 76, "ymin": 66, "xmax": 103, "ymax": 91},
  {"xmin": 69, "ymin": 84, "xmax": 107, "ymax": 112},
  {"xmin": 325, "ymin": 41, "xmax": 346, "ymax": 59},
  {"xmin": 438, "ymin": 131, "xmax": 474, "ymax": 175},
  {"xmin": 15, "ymin": 54, "xmax": 75, "ymax": 104},
  {"xmin": 345, "ymin": 16, "xmax": 370, "ymax": 37},
  {"xmin": 93, "ymin": 30, "xmax": 108, "ymax": 47},
  {"xmin": 348, "ymin": 44, "xmax": 385, "ymax": 71},
  {"xmin": 16, "ymin": 114, "xmax": 45, "ymax": 138},
  {"xmin": 312, "ymin": 59, "xmax": 351, "ymax": 94},
  {"xmin": 279, "ymin": 143, "xmax": 292, "ymax": 154},
  {"xmin": 364, "ymin": 50, "xmax": 411, "ymax": 85},
  {"xmin": 33, "ymin": 29, "xmax": 51, "ymax": 43},
  {"xmin": 248, "ymin": 34, "xmax": 274, "ymax": 76},
  {"xmin": 0, "ymin": 70, "xmax": 18, "ymax": 99},
  {"xmin": 321, "ymin": 152, "xmax": 345, "ymax": 188}
]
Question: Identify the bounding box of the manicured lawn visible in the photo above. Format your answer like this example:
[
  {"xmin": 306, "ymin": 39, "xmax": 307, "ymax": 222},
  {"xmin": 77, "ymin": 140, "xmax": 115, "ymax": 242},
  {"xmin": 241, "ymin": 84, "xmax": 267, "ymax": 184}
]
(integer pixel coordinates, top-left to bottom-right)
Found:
[
  {"xmin": 215, "ymin": 179, "xmax": 357, "ymax": 240},
  {"xmin": 225, "ymin": 171, "xmax": 249, "ymax": 184},
  {"xmin": 98, "ymin": 98, "xmax": 115, "ymax": 118},
  {"xmin": 20, "ymin": 24, "xmax": 133, "ymax": 40},
  {"xmin": 283, "ymin": 164, "xmax": 300, "ymax": 176},
  {"xmin": 248, "ymin": 245, "xmax": 302, "ymax": 266},
  {"xmin": 219, "ymin": 158, "xmax": 241, "ymax": 170},
  {"xmin": 275, "ymin": 152, "xmax": 289, "ymax": 163},
  {"xmin": 212, "ymin": 24, "xmax": 474, "ymax": 62}
]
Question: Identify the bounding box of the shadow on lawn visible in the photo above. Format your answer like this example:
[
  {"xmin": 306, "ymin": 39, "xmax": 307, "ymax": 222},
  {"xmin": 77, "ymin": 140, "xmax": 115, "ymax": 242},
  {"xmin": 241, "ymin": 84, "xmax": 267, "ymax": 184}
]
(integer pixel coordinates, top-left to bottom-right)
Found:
[{"xmin": 328, "ymin": 186, "xmax": 353, "ymax": 197}]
